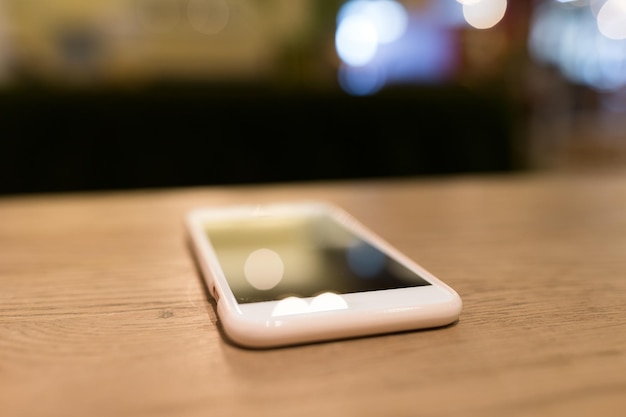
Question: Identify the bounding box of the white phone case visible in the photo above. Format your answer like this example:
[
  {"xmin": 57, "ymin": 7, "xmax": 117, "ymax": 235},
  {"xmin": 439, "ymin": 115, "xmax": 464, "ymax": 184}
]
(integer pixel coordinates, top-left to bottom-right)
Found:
[{"xmin": 186, "ymin": 201, "xmax": 462, "ymax": 348}]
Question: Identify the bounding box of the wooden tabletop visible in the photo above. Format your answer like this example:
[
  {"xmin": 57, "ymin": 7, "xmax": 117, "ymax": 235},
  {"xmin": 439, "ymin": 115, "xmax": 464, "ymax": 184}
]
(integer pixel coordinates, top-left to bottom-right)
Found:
[{"xmin": 1, "ymin": 170, "xmax": 625, "ymax": 417}]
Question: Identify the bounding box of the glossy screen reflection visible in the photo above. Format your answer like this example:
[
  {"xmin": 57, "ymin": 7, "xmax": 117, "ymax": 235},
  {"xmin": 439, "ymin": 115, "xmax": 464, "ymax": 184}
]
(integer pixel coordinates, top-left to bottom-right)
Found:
[{"xmin": 204, "ymin": 211, "xmax": 430, "ymax": 304}]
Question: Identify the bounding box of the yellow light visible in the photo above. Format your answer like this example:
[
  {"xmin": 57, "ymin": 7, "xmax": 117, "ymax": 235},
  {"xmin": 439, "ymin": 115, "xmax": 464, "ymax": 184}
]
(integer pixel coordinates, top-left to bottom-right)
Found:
[
  {"xmin": 462, "ymin": 0, "xmax": 507, "ymax": 30},
  {"xmin": 187, "ymin": 0, "xmax": 230, "ymax": 35}
]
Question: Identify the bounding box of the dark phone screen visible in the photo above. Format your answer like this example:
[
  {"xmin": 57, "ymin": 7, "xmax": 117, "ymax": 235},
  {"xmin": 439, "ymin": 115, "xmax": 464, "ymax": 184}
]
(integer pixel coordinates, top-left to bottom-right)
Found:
[{"xmin": 204, "ymin": 211, "xmax": 430, "ymax": 304}]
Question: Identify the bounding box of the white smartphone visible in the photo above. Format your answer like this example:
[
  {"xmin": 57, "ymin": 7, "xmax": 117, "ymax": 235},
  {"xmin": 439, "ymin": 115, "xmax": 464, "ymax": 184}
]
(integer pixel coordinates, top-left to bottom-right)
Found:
[{"xmin": 185, "ymin": 201, "xmax": 462, "ymax": 348}]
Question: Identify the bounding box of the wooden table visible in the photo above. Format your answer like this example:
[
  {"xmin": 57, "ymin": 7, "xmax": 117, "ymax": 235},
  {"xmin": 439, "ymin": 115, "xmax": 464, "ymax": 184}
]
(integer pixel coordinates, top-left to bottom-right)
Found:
[{"xmin": 2, "ymin": 170, "xmax": 625, "ymax": 417}]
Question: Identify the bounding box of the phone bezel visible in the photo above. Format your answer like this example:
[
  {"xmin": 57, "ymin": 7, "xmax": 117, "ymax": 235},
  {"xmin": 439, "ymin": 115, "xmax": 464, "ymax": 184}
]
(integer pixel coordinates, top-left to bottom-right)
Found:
[{"xmin": 186, "ymin": 201, "xmax": 462, "ymax": 348}]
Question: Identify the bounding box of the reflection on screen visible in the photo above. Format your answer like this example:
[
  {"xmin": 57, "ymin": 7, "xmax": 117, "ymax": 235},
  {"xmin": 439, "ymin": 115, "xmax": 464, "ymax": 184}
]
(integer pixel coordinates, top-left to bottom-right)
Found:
[{"xmin": 204, "ymin": 212, "xmax": 430, "ymax": 304}]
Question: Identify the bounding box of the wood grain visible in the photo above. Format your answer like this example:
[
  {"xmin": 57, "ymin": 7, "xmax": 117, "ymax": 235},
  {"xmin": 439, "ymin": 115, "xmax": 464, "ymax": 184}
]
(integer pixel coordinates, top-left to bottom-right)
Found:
[{"xmin": 1, "ymin": 171, "xmax": 625, "ymax": 417}]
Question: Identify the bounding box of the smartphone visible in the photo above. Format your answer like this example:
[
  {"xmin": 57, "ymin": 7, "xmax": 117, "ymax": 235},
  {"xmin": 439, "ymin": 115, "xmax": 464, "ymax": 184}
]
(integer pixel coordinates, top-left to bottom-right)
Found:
[{"xmin": 185, "ymin": 201, "xmax": 461, "ymax": 348}]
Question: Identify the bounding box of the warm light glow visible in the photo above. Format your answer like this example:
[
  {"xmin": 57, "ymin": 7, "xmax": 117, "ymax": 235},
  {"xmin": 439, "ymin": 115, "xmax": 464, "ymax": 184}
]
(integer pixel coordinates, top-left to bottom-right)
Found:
[
  {"xmin": 597, "ymin": 0, "xmax": 626, "ymax": 40},
  {"xmin": 135, "ymin": 0, "xmax": 181, "ymax": 32},
  {"xmin": 187, "ymin": 0, "xmax": 230, "ymax": 35},
  {"xmin": 244, "ymin": 248, "xmax": 284, "ymax": 291},
  {"xmin": 462, "ymin": 0, "xmax": 507, "ymax": 29}
]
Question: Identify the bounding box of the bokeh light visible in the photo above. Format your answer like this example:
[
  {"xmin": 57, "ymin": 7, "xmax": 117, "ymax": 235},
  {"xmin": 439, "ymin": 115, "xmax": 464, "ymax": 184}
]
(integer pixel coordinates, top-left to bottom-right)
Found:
[
  {"xmin": 460, "ymin": 0, "xmax": 507, "ymax": 29},
  {"xmin": 597, "ymin": 0, "xmax": 626, "ymax": 40},
  {"xmin": 529, "ymin": 0, "xmax": 626, "ymax": 91},
  {"xmin": 135, "ymin": 0, "xmax": 181, "ymax": 33},
  {"xmin": 244, "ymin": 248, "xmax": 285, "ymax": 291},
  {"xmin": 187, "ymin": 0, "xmax": 230, "ymax": 35},
  {"xmin": 338, "ymin": 63, "xmax": 386, "ymax": 96},
  {"xmin": 337, "ymin": 0, "xmax": 409, "ymax": 45},
  {"xmin": 335, "ymin": 0, "xmax": 409, "ymax": 67},
  {"xmin": 335, "ymin": 14, "xmax": 379, "ymax": 67}
]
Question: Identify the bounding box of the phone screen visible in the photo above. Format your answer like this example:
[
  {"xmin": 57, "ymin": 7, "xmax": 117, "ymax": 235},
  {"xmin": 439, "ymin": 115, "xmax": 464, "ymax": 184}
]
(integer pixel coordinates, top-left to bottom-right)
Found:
[{"xmin": 203, "ymin": 211, "xmax": 431, "ymax": 304}]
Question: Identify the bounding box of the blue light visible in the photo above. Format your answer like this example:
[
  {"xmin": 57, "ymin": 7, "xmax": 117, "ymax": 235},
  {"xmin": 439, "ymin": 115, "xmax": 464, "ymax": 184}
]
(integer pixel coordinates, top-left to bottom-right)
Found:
[
  {"xmin": 335, "ymin": 0, "xmax": 409, "ymax": 67},
  {"xmin": 335, "ymin": 14, "xmax": 379, "ymax": 67},
  {"xmin": 529, "ymin": 1, "xmax": 626, "ymax": 91},
  {"xmin": 346, "ymin": 242, "xmax": 386, "ymax": 279},
  {"xmin": 336, "ymin": 0, "xmax": 459, "ymax": 95},
  {"xmin": 338, "ymin": 64, "xmax": 385, "ymax": 96}
]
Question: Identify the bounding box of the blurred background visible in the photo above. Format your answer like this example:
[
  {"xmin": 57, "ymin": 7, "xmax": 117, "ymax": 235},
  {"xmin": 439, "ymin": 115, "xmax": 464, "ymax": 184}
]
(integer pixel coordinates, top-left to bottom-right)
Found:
[{"xmin": 1, "ymin": 0, "xmax": 625, "ymax": 195}]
